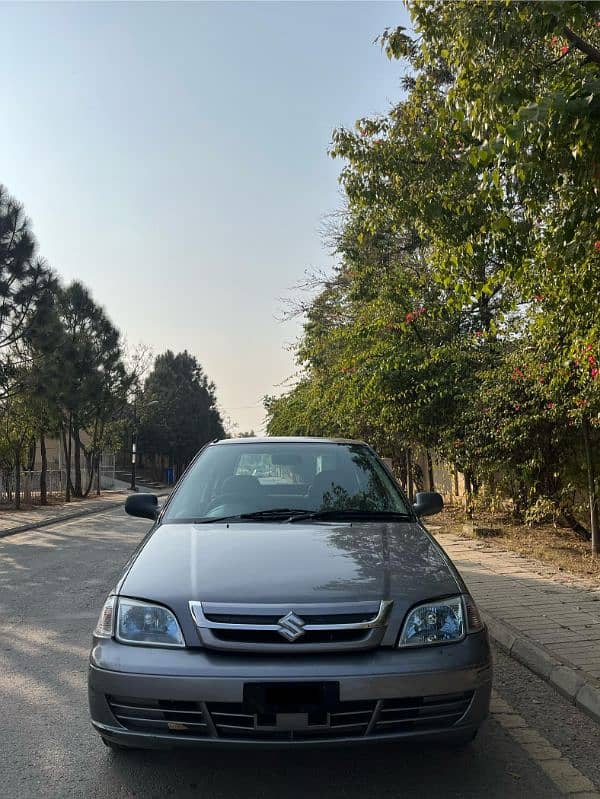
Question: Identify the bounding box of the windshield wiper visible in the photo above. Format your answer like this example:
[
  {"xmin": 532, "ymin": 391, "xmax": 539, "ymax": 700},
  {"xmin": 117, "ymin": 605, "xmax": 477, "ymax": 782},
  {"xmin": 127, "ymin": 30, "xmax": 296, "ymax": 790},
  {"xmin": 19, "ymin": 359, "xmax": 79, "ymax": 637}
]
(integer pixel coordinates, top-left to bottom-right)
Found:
[
  {"xmin": 288, "ymin": 509, "xmax": 412, "ymax": 523},
  {"xmin": 194, "ymin": 508, "xmax": 308, "ymax": 524},
  {"xmin": 193, "ymin": 508, "xmax": 411, "ymax": 524}
]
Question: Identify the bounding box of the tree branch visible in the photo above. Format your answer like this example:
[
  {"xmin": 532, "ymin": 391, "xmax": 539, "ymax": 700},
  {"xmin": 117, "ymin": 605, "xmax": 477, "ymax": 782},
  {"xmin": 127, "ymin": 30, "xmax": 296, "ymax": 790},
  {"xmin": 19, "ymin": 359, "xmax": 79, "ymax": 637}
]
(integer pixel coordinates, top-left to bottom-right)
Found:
[{"xmin": 563, "ymin": 26, "xmax": 600, "ymax": 65}]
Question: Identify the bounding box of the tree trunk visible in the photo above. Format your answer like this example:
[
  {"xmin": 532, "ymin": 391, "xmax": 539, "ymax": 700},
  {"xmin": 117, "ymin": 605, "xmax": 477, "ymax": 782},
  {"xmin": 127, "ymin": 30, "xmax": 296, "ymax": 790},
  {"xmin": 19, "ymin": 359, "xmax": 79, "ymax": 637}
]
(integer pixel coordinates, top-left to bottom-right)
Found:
[
  {"xmin": 464, "ymin": 471, "xmax": 474, "ymax": 520},
  {"xmin": 96, "ymin": 452, "xmax": 101, "ymax": 496},
  {"xmin": 582, "ymin": 417, "xmax": 599, "ymax": 555},
  {"xmin": 14, "ymin": 448, "xmax": 21, "ymax": 510},
  {"xmin": 40, "ymin": 431, "xmax": 48, "ymax": 505},
  {"xmin": 28, "ymin": 437, "xmax": 36, "ymax": 471},
  {"xmin": 63, "ymin": 415, "xmax": 73, "ymax": 503},
  {"xmin": 73, "ymin": 422, "xmax": 83, "ymax": 498},
  {"xmin": 426, "ymin": 450, "xmax": 435, "ymax": 492},
  {"xmin": 405, "ymin": 448, "xmax": 414, "ymax": 503},
  {"xmin": 559, "ymin": 511, "xmax": 590, "ymax": 541}
]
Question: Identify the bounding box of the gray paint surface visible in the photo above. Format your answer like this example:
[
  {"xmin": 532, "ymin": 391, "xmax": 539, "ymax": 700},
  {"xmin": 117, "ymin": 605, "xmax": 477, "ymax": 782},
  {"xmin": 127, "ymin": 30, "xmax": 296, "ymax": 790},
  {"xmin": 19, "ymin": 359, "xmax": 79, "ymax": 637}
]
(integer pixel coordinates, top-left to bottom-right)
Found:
[{"xmin": 119, "ymin": 521, "xmax": 461, "ymax": 646}]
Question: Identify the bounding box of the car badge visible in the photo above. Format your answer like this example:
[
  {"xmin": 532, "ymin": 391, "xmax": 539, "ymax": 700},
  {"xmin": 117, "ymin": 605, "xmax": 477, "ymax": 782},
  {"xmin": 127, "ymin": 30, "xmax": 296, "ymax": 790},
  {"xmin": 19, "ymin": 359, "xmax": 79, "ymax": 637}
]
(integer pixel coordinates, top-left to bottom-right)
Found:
[{"xmin": 277, "ymin": 611, "xmax": 306, "ymax": 642}]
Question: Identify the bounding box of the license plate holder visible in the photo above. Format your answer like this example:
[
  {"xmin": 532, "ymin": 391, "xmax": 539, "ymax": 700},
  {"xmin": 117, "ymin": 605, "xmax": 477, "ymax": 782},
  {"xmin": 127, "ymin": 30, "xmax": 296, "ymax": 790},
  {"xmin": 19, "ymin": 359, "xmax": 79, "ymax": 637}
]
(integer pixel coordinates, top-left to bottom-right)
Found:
[{"xmin": 243, "ymin": 681, "xmax": 339, "ymax": 714}]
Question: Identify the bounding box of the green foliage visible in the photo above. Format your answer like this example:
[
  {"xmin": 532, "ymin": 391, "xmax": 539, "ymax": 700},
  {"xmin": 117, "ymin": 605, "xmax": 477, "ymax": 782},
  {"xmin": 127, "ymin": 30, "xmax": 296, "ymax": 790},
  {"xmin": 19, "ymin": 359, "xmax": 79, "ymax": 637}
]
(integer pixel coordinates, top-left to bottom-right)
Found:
[
  {"xmin": 267, "ymin": 2, "xmax": 600, "ymax": 545},
  {"xmin": 0, "ymin": 184, "xmax": 55, "ymax": 394},
  {"xmin": 139, "ymin": 350, "xmax": 225, "ymax": 473}
]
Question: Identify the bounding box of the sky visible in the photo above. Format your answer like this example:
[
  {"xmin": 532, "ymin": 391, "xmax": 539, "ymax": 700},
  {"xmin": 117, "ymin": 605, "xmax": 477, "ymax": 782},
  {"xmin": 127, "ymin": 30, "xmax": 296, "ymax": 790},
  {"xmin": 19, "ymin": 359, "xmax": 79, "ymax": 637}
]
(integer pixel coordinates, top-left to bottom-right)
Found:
[{"xmin": 1, "ymin": 0, "xmax": 410, "ymax": 433}]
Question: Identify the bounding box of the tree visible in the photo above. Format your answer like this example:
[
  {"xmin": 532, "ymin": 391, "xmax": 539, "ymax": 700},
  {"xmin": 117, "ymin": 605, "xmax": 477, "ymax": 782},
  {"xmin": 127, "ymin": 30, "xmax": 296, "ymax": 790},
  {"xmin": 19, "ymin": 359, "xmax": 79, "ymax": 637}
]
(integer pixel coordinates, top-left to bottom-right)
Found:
[
  {"xmin": 139, "ymin": 351, "xmax": 225, "ymax": 476},
  {"xmin": 0, "ymin": 185, "xmax": 55, "ymax": 395},
  {"xmin": 53, "ymin": 281, "xmax": 132, "ymax": 500},
  {"xmin": 268, "ymin": 1, "xmax": 600, "ymax": 553},
  {"xmin": 21, "ymin": 318, "xmax": 63, "ymax": 504},
  {"xmin": 0, "ymin": 393, "xmax": 35, "ymax": 509},
  {"xmin": 378, "ymin": 1, "xmax": 600, "ymax": 546}
]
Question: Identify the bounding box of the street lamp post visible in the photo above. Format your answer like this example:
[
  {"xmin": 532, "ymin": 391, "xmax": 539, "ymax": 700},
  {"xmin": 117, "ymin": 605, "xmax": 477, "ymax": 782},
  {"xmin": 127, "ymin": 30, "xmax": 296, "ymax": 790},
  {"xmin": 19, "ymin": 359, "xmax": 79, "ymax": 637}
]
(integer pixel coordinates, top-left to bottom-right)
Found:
[
  {"xmin": 130, "ymin": 439, "xmax": 138, "ymax": 491},
  {"xmin": 130, "ymin": 393, "xmax": 138, "ymax": 492}
]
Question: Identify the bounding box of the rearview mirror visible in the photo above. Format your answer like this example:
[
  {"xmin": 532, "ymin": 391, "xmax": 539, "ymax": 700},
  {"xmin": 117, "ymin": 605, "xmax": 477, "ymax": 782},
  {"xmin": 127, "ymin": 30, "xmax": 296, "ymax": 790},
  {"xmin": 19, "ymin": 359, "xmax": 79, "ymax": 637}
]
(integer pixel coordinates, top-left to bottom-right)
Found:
[
  {"xmin": 125, "ymin": 493, "xmax": 159, "ymax": 520},
  {"xmin": 412, "ymin": 491, "xmax": 444, "ymax": 518}
]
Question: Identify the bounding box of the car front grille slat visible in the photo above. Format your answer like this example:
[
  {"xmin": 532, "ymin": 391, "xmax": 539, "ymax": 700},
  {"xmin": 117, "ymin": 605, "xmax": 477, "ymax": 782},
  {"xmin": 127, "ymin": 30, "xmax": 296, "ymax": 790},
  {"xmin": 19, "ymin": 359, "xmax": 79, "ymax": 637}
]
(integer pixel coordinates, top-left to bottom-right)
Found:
[
  {"xmin": 379, "ymin": 698, "xmax": 471, "ymax": 715},
  {"xmin": 107, "ymin": 696, "xmax": 210, "ymax": 735},
  {"xmin": 189, "ymin": 600, "xmax": 393, "ymax": 653},
  {"xmin": 205, "ymin": 613, "xmax": 374, "ymax": 626},
  {"xmin": 372, "ymin": 692, "xmax": 473, "ymax": 734},
  {"xmin": 107, "ymin": 691, "xmax": 474, "ymax": 740},
  {"xmin": 212, "ymin": 629, "xmax": 368, "ymax": 645},
  {"xmin": 114, "ymin": 715, "xmax": 209, "ymax": 729},
  {"xmin": 376, "ymin": 711, "xmax": 464, "ymax": 727},
  {"xmin": 110, "ymin": 702, "xmax": 207, "ymax": 717}
]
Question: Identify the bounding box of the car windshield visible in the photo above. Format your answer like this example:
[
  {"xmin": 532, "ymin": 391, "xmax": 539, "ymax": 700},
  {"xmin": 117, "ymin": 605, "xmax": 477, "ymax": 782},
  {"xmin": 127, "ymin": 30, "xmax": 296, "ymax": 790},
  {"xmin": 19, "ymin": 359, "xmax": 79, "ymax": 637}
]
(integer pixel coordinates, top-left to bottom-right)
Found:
[{"xmin": 163, "ymin": 441, "xmax": 410, "ymax": 522}]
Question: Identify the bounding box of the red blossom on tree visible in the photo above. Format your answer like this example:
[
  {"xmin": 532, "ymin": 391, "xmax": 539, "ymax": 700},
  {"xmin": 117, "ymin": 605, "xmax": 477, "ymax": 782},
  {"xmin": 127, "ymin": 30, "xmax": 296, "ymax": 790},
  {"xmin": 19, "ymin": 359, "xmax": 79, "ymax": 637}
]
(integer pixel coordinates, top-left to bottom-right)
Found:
[{"xmin": 404, "ymin": 306, "xmax": 426, "ymax": 324}]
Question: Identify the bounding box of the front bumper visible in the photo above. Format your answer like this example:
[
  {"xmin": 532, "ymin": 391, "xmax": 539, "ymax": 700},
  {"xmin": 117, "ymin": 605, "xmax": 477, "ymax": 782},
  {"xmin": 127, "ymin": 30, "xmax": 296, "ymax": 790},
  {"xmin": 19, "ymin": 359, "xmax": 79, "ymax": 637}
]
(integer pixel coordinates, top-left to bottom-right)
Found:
[{"xmin": 89, "ymin": 631, "xmax": 492, "ymax": 748}]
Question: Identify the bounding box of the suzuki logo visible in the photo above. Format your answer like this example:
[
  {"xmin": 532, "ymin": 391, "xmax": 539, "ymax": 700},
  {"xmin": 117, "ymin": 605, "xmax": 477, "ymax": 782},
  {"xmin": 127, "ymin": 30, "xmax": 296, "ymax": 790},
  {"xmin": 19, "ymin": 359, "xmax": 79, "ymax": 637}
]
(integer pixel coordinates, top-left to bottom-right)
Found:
[{"xmin": 277, "ymin": 611, "xmax": 306, "ymax": 642}]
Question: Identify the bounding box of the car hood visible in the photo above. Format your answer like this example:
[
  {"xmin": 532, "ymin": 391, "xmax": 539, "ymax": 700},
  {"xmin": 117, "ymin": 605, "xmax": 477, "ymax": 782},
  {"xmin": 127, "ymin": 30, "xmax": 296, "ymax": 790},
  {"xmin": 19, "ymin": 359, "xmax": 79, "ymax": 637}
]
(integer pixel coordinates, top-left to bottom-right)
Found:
[{"xmin": 120, "ymin": 521, "xmax": 461, "ymax": 615}]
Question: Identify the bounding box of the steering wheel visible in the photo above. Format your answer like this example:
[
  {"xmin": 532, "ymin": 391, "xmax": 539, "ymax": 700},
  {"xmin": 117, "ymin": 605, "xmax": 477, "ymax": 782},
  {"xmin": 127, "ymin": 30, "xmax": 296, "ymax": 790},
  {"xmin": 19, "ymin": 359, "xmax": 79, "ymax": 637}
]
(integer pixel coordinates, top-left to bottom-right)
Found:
[{"xmin": 204, "ymin": 495, "xmax": 249, "ymax": 516}]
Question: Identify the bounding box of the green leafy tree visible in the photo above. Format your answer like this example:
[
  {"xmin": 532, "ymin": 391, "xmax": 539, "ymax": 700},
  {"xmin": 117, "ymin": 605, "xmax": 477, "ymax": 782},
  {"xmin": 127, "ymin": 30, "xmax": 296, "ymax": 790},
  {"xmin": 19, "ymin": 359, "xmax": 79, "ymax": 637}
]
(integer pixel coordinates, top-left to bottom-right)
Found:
[
  {"xmin": 0, "ymin": 392, "xmax": 35, "ymax": 509},
  {"xmin": 54, "ymin": 281, "xmax": 132, "ymax": 500},
  {"xmin": 139, "ymin": 351, "xmax": 225, "ymax": 476},
  {"xmin": 0, "ymin": 185, "xmax": 55, "ymax": 395},
  {"xmin": 377, "ymin": 1, "xmax": 600, "ymax": 547},
  {"xmin": 269, "ymin": 1, "xmax": 600, "ymax": 553}
]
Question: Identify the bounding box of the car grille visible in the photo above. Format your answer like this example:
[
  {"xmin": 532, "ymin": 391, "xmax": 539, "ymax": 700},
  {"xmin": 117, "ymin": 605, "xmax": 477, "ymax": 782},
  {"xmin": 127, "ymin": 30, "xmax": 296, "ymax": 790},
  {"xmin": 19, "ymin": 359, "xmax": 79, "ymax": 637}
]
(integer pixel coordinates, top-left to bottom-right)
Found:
[
  {"xmin": 107, "ymin": 696, "xmax": 211, "ymax": 736},
  {"xmin": 189, "ymin": 600, "xmax": 393, "ymax": 653},
  {"xmin": 107, "ymin": 691, "xmax": 474, "ymax": 741}
]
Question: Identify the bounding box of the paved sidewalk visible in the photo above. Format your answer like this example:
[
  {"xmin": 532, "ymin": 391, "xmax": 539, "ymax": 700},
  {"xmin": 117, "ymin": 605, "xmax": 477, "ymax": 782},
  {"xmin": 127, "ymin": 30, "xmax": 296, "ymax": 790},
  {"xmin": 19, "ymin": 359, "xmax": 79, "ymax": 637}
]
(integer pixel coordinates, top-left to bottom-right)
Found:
[
  {"xmin": 0, "ymin": 491, "xmax": 132, "ymax": 537},
  {"xmin": 434, "ymin": 529, "xmax": 600, "ymax": 724}
]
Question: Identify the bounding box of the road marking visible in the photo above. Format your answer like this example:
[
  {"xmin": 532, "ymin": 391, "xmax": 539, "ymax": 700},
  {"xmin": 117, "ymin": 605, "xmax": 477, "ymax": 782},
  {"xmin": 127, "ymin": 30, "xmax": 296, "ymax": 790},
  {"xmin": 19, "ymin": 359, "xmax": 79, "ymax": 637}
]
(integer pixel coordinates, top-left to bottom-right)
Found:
[{"xmin": 491, "ymin": 691, "xmax": 600, "ymax": 797}]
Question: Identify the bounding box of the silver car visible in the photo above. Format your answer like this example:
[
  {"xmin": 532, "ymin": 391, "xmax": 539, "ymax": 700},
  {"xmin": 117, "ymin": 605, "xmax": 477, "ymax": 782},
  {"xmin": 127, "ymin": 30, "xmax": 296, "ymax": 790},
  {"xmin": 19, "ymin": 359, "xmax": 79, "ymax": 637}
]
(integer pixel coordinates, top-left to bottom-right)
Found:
[{"xmin": 88, "ymin": 437, "xmax": 491, "ymax": 749}]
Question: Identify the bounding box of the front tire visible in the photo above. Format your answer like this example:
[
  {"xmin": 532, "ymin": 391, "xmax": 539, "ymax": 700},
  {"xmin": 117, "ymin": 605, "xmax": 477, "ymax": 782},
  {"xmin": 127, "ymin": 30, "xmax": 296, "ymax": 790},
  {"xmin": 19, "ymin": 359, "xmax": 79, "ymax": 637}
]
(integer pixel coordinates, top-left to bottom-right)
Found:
[
  {"xmin": 445, "ymin": 728, "xmax": 478, "ymax": 748},
  {"xmin": 101, "ymin": 736, "xmax": 140, "ymax": 752}
]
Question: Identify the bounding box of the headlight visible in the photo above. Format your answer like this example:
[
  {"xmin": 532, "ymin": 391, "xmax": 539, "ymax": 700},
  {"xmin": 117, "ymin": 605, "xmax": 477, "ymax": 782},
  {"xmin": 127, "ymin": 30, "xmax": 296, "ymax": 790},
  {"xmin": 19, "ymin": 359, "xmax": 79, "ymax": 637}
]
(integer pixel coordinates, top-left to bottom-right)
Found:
[
  {"xmin": 398, "ymin": 595, "xmax": 481, "ymax": 647},
  {"xmin": 116, "ymin": 597, "xmax": 185, "ymax": 648},
  {"xmin": 94, "ymin": 595, "xmax": 116, "ymax": 638}
]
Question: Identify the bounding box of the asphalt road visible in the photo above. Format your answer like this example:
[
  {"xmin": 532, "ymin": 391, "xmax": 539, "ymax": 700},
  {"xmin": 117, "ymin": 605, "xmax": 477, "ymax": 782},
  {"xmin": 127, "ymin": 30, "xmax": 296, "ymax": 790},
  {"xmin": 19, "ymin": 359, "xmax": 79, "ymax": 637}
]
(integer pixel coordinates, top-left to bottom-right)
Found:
[{"xmin": 0, "ymin": 507, "xmax": 599, "ymax": 799}]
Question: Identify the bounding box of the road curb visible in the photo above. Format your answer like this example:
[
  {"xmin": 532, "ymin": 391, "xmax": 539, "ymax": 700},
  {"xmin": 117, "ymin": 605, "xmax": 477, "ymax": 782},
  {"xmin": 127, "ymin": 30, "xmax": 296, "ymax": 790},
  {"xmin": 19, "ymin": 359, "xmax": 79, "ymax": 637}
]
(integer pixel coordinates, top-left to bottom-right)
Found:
[
  {"xmin": 0, "ymin": 491, "xmax": 171, "ymax": 540},
  {"xmin": 482, "ymin": 609, "xmax": 600, "ymax": 726}
]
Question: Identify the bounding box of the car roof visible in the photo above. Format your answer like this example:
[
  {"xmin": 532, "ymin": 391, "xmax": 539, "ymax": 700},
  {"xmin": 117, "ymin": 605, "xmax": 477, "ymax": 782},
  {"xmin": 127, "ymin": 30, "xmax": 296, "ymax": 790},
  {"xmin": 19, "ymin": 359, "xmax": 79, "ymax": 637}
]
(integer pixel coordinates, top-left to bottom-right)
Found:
[{"xmin": 210, "ymin": 436, "xmax": 368, "ymax": 446}]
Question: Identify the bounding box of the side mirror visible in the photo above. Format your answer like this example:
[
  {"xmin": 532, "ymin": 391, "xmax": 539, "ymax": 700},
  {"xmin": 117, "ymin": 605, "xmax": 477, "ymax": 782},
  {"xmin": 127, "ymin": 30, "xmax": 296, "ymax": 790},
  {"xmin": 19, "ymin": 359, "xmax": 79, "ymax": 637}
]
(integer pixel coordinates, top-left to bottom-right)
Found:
[
  {"xmin": 412, "ymin": 491, "xmax": 444, "ymax": 518},
  {"xmin": 125, "ymin": 493, "xmax": 159, "ymax": 520}
]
